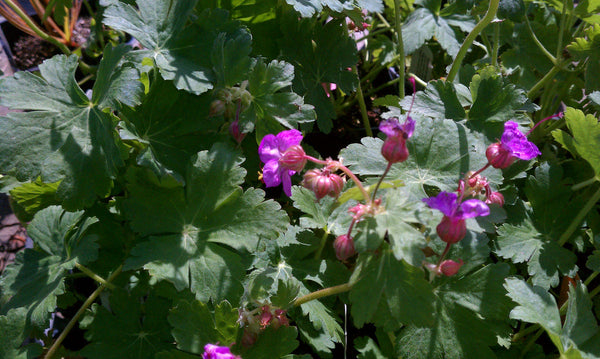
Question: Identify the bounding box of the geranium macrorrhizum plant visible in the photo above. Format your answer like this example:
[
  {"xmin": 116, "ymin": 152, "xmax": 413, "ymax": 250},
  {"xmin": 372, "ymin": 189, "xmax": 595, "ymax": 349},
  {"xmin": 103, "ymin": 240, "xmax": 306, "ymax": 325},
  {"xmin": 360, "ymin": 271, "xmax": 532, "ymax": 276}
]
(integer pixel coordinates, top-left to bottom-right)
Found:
[{"xmin": 1, "ymin": 0, "xmax": 600, "ymax": 358}]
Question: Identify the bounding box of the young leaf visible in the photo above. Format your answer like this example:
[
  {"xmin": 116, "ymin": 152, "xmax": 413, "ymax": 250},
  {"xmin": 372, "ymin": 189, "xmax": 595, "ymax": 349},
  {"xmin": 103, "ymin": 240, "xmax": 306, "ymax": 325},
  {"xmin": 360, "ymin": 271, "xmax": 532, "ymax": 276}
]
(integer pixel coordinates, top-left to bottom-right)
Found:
[
  {"xmin": 397, "ymin": 264, "xmax": 512, "ymax": 359},
  {"xmin": 552, "ymin": 107, "xmax": 600, "ymax": 177},
  {"xmin": 0, "ymin": 48, "xmax": 141, "ymax": 209},
  {"xmin": 8, "ymin": 178, "xmax": 60, "ymax": 221},
  {"xmin": 121, "ymin": 143, "xmax": 289, "ymax": 302},
  {"xmin": 0, "ymin": 206, "xmax": 98, "ymax": 329}
]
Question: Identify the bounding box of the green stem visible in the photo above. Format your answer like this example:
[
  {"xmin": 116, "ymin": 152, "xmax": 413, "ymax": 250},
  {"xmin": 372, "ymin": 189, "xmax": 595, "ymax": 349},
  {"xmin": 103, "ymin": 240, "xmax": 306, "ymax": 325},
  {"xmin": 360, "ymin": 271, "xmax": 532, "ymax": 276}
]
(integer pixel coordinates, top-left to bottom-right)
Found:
[
  {"xmin": 314, "ymin": 228, "xmax": 330, "ymax": 260},
  {"xmin": 364, "ymin": 76, "xmax": 402, "ymax": 98},
  {"xmin": 584, "ymin": 272, "xmax": 598, "ymax": 287},
  {"xmin": 558, "ymin": 185, "xmax": 600, "ymax": 247},
  {"xmin": 393, "ymin": 0, "xmax": 405, "ymax": 98},
  {"xmin": 375, "ymin": 12, "xmax": 391, "ymax": 28},
  {"xmin": 590, "ymin": 285, "xmax": 600, "ymax": 300},
  {"xmin": 407, "ymin": 72, "xmax": 427, "ymax": 87},
  {"xmin": 353, "ymin": 65, "xmax": 373, "ymax": 137},
  {"xmin": 74, "ymin": 263, "xmax": 116, "ymax": 290},
  {"xmin": 524, "ymin": 15, "xmax": 557, "ymax": 65},
  {"xmin": 45, "ymin": 265, "xmax": 123, "ymax": 359},
  {"xmin": 491, "ymin": 21, "xmax": 500, "ymax": 68},
  {"xmin": 572, "ymin": 176, "xmax": 599, "ymax": 191},
  {"xmin": 527, "ymin": 65, "xmax": 561, "ymax": 99},
  {"xmin": 293, "ymin": 283, "xmax": 352, "ymax": 307},
  {"xmin": 446, "ymin": 0, "xmax": 500, "ymax": 82},
  {"xmin": 512, "ymin": 324, "xmax": 542, "ymax": 342},
  {"xmin": 556, "ymin": 0, "xmax": 568, "ymax": 59},
  {"xmin": 3, "ymin": 0, "xmax": 71, "ymax": 55},
  {"xmin": 520, "ymin": 328, "xmax": 545, "ymax": 359}
]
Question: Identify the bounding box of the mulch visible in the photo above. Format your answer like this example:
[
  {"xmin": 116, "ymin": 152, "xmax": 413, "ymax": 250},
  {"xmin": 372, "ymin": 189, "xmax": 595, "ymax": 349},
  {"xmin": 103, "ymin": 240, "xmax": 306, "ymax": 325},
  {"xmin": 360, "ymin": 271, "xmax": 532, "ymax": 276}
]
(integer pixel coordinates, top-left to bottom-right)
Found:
[{"xmin": 0, "ymin": 194, "xmax": 27, "ymax": 274}]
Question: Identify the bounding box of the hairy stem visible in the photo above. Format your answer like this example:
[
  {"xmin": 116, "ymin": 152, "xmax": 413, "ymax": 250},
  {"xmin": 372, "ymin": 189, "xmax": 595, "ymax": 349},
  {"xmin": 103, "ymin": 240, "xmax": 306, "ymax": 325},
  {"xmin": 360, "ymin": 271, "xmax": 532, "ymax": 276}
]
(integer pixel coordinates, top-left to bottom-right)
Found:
[
  {"xmin": 45, "ymin": 265, "xmax": 123, "ymax": 359},
  {"xmin": 74, "ymin": 263, "xmax": 116, "ymax": 290},
  {"xmin": 314, "ymin": 228, "xmax": 330, "ymax": 260},
  {"xmin": 446, "ymin": 0, "xmax": 500, "ymax": 82},
  {"xmin": 372, "ymin": 162, "xmax": 393, "ymax": 199},
  {"xmin": 353, "ymin": 64, "xmax": 374, "ymax": 137},
  {"xmin": 572, "ymin": 176, "xmax": 599, "ymax": 191},
  {"xmin": 527, "ymin": 65, "xmax": 561, "ymax": 99},
  {"xmin": 293, "ymin": 283, "xmax": 352, "ymax": 307},
  {"xmin": 491, "ymin": 21, "xmax": 500, "ymax": 68},
  {"xmin": 558, "ymin": 185, "xmax": 600, "ymax": 247}
]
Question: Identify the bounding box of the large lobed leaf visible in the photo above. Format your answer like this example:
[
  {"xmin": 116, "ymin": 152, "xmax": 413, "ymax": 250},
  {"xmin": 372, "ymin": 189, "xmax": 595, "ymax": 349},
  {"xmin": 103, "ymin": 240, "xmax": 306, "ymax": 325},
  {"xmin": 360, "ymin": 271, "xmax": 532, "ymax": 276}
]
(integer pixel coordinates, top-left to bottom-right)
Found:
[
  {"xmin": 284, "ymin": 0, "xmax": 383, "ymax": 17},
  {"xmin": 0, "ymin": 45, "xmax": 142, "ymax": 210},
  {"xmin": 121, "ymin": 143, "xmax": 289, "ymax": 302}
]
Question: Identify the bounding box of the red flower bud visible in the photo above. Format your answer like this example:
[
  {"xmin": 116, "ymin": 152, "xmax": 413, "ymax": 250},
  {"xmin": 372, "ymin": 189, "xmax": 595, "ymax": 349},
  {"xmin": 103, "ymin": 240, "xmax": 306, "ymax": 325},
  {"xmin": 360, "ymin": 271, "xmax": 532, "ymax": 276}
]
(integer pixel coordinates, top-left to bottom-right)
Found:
[
  {"xmin": 439, "ymin": 259, "xmax": 464, "ymax": 276},
  {"xmin": 279, "ymin": 145, "xmax": 307, "ymax": 172},
  {"xmin": 259, "ymin": 306, "xmax": 272, "ymax": 329},
  {"xmin": 486, "ymin": 191, "xmax": 505, "ymax": 206},
  {"xmin": 334, "ymin": 234, "xmax": 356, "ymax": 261},
  {"xmin": 486, "ymin": 142, "xmax": 515, "ymax": 169},
  {"xmin": 302, "ymin": 169, "xmax": 345, "ymax": 200},
  {"xmin": 381, "ymin": 137, "xmax": 409, "ymax": 163},
  {"xmin": 436, "ymin": 216, "xmax": 466, "ymax": 244}
]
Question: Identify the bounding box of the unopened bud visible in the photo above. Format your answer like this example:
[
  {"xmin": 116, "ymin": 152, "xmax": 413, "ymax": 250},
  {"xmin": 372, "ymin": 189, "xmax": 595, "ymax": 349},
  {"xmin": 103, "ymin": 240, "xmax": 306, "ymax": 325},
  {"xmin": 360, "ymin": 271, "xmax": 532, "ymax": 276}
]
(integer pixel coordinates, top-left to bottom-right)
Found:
[
  {"xmin": 209, "ymin": 99, "xmax": 226, "ymax": 117},
  {"xmin": 439, "ymin": 259, "xmax": 464, "ymax": 276},
  {"xmin": 486, "ymin": 142, "xmax": 515, "ymax": 169},
  {"xmin": 279, "ymin": 145, "xmax": 307, "ymax": 172},
  {"xmin": 436, "ymin": 216, "xmax": 466, "ymax": 244},
  {"xmin": 486, "ymin": 191, "xmax": 505, "ymax": 206},
  {"xmin": 259, "ymin": 306, "xmax": 272, "ymax": 329},
  {"xmin": 334, "ymin": 234, "xmax": 356, "ymax": 261},
  {"xmin": 302, "ymin": 169, "xmax": 345, "ymax": 200},
  {"xmin": 381, "ymin": 137, "xmax": 409, "ymax": 163},
  {"xmin": 229, "ymin": 120, "xmax": 246, "ymax": 144}
]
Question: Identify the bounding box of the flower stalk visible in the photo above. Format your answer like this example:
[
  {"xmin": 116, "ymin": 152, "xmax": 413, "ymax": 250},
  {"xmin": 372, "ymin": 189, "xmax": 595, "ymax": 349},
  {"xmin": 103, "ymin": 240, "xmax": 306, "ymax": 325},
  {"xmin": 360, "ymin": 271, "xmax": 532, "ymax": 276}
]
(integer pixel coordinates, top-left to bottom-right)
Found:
[{"xmin": 293, "ymin": 283, "xmax": 352, "ymax": 307}]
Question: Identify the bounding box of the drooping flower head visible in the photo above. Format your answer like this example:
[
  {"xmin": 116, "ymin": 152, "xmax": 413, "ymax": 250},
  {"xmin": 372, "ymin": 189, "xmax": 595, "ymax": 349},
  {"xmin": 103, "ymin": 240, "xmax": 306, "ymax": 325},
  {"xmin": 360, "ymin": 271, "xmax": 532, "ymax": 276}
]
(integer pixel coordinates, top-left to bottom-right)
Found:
[
  {"xmin": 202, "ymin": 344, "xmax": 240, "ymax": 359},
  {"xmin": 486, "ymin": 121, "xmax": 541, "ymax": 169},
  {"xmin": 259, "ymin": 129, "xmax": 305, "ymax": 196},
  {"xmin": 422, "ymin": 192, "xmax": 489, "ymax": 244},
  {"xmin": 379, "ymin": 116, "xmax": 415, "ymax": 163}
]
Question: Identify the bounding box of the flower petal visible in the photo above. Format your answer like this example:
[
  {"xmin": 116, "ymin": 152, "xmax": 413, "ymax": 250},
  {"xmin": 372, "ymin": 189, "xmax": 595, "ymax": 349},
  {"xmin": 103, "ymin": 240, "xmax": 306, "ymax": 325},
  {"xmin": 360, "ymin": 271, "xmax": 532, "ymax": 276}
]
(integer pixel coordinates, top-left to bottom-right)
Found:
[
  {"xmin": 262, "ymin": 160, "xmax": 282, "ymax": 187},
  {"xmin": 258, "ymin": 134, "xmax": 282, "ymax": 164},
  {"xmin": 457, "ymin": 199, "xmax": 490, "ymax": 219},
  {"xmin": 281, "ymin": 169, "xmax": 294, "ymax": 196},
  {"xmin": 379, "ymin": 117, "xmax": 402, "ymax": 137},
  {"xmin": 500, "ymin": 121, "xmax": 541, "ymax": 160},
  {"xmin": 422, "ymin": 192, "xmax": 458, "ymax": 217},
  {"xmin": 276, "ymin": 129, "xmax": 303, "ymax": 152},
  {"xmin": 401, "ymin": 116, "xmax": 415, "ymax": 138}
]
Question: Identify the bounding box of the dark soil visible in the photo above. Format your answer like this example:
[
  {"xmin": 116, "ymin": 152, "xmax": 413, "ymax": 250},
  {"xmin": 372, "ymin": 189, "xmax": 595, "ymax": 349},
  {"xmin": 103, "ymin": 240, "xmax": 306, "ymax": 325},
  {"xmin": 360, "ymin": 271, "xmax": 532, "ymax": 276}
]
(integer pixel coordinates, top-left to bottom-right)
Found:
[{"xmin": 11, "ymin": 35, "xmax": 60, "ymax": 70}]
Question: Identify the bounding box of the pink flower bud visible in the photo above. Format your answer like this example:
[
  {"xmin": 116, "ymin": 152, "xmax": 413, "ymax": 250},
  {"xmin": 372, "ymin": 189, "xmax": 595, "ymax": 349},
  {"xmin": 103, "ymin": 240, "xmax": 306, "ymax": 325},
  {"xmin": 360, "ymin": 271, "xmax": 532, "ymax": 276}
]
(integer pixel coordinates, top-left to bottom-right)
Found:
[
  {"xmin": 439, "ymin": 259, "xmax": 464, "ymax": 276},
  {"xmin": 486, "ymin": 191, "xmax": 505, "ymax": 206},
  {"xmin": 381, "ymin": 137, "xmax": 409, "ymax": 164},
  {"xmin": 259, "ymin": 306, "xmax": 272, "ymax": 329},
  {"xmin": 334, "ymin": 234, "xmax": 356, "ymax": 261},
  {"xmin": 436, "ymin": 216, "xmax": 466, "ymax": 244},
  {"xmin": 229, "ymin": 120, "xmax": 246, "ymax": 144},
  {"xmin": 302, "ymin": 169, "xmax": 345, "ymax": 199},
  {"xmin": 486, "ymin": 142, "xmax": 515, "ymax": 169},
  {"xmin": 279, "ymin": 145, "xmax": 307, "ymax": 172}
]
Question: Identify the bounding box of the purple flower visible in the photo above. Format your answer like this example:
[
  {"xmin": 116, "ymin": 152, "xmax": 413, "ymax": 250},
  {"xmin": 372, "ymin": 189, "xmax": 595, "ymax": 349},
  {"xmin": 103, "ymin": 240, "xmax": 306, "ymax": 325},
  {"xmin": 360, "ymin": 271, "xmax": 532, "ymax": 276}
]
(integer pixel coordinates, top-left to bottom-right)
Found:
[
  {"xmin": 379, "ymin": 116, "xmax": 415, "ymax": 140},
  {"xmin": 202, "ymin": 344, "xmax": 240, "ymax": 359},
  {"xmin": 422, "ymin": 192, "xmax": 489, "ymax": 243},
  {"xmin": 486, "ymin": 121, "xmax": 541, "ymax": 168},
  {"xmin": 259, "ymin": 129, "xmax": 303, "ymax": 196}
]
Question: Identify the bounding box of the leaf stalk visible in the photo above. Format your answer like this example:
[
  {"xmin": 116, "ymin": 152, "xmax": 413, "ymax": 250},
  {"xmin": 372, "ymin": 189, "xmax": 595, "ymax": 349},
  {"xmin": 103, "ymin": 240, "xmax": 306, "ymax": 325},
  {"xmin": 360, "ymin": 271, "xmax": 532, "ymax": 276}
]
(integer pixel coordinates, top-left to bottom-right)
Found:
[
  {"xmin": 293, "ymin": 282, "xmax": 352, "ymax": 307},
  {"xmin": 557, "ymin": 185, "xmax": 600, "ymax": 247}
]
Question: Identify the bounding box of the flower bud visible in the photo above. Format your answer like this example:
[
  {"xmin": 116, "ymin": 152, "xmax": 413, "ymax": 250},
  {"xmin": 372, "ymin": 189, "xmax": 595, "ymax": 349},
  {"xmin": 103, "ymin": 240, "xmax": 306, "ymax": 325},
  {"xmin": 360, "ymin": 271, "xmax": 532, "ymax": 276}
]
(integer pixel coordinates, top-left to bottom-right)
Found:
[
  {"xmin": 486, "ymin": 142, "xmax": 515, "ymax": 169},
  {"xmin": 259, "ymin": 306, "xmax": 272, "ymax": 329},
  {"xmin": 334, "ymin": 234, "xmax": 356, "ymax": 261},
  {"xmin": 272, "ymin": 309, "xmax": 289, "ymax": 329},
  {"xmin": 381, "ymin": 137, "xmax": 409, "ymax": 163},
  {"xmin": 279, "ymin": 145, "xmax": 307, "ymax": 172},
  {"xmin": 209, "ymin": 99, "xmax": 226, "ymax": 117},
  {"xmin": 229, "ymin": 120, "xmax": 246, "ymax": 144},
  {"xmin": 436, "ymin": 216, "xmax": 466, "ymax": 244},
  {"xmin": 486, "ymin": 191, "xmax": 505, "ymax": 206},
  {"xmin": 302, "ymin": 169, "xmax": 345, "ymax": 200},
  {"xmin": 439, "ymin": 259, "xmax": 464, "ymax": 276}
]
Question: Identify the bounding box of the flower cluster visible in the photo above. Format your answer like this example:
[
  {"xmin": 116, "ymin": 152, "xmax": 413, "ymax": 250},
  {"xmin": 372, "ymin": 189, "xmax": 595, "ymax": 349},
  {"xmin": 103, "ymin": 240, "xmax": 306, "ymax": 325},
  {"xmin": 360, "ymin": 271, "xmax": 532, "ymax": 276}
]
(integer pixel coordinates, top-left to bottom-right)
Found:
[{"xmin": 238, "ymin": 305, "xmax": 290, "ymax": 347}]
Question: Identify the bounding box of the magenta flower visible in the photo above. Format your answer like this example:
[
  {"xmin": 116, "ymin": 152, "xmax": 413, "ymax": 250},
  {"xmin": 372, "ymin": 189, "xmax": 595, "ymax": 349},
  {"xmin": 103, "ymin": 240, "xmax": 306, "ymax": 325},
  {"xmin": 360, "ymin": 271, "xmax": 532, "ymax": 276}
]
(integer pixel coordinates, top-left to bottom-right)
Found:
[
  {"xmin": 486, "ymin": 121, "xmax": 541, "ymax": 168},
  {"xmin": 422, "ymin": 192, "xmax": 489, "ymax": 244},
  {"xmin": 259, "ymin": 129, "xmax": 304, "ymax": 196},
  {"xmin": 379, "ymin": 116, "xmax": 415, "ymax": 163},
  {"xmin": 202, "ymin": 344, "xmax": 240, "ymax": 359}
]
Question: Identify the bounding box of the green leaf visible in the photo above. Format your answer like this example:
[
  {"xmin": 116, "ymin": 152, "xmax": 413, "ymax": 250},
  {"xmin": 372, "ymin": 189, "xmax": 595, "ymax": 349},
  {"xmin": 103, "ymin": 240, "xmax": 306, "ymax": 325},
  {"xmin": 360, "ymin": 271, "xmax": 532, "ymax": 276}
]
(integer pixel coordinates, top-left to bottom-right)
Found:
[
  {"xmin": 0, "ymin": 206, "xmax": 98, "ymax": 328},
  {"xmin": 402, "ymin": 5, "xmax": 475, "ymax": 57},
  {"xmin": 468, "ymin": 66, "xmax": 528, "ymax": 123},
  {"xmin": 552, "ymin": 107, "xmax": 600, "ymax": 176},
  {"xmin": 349, "ymin": 248, "xmax": 436, "ymax": 328},
  {"xmin": 398, "ymin": 80, "xmax": 466, "ymax": 121},
  {"xmin": 587, "ymin": 250, "xmax": 600, "ymax": 272},
  {"xmin": 0, "ymin": 308, "xmax": 42, "ymax": 359},
  {"xmin": 505, "ymin": 278, "xmax": 600, "ymax": 357},
  {"xmin": 168, "ymin": 300, "xmax": 239, "ymax": 354},
  {"xmin": 211, "ymin": 31, "xmax": 253, "ymax": 88},
  {"xmin": 284, "ymin": 0, "xmax": 383, "ymax": 17},
  {"xmin": 244, "ymin": 59, "xmax": 316, "ymax": 140},
  {"xmin": 80, "ymin": 289, "xmax": 174, "ymax": 358},
  {"xmin": 567, "ymin": 24, "xmax": 600, "ymax": 91},
  {"xmin": 8, "ymin": 178, "xmax": 60, "ymax": 221},
  {"xmin": 341, "ymin": 117, "xmax": 501, "ymax": 196},
  {"xmin": 119, "ymin": 78, "xmax": 220, "ymax": 182},
  {"xmin": 279, "ymin": 17, "xmax": 358, "ymax": 133},
  {"xmin": 0, "ymin": 49, "xmax": 140, "ymax": 209},
  {"xmin": 397, "ymin": 264, "xmax": 512, "ymax": 359},
  {"xmin": 241, "ymin": 326, "xmax": 299, "ymax": 359},
  {"xmin": 291, "ymin": 186, "xmax": 338, "ymax": 229},
  {"xmin": 122, "ymin": 143, "xmax": 289, "ymax": 302}
]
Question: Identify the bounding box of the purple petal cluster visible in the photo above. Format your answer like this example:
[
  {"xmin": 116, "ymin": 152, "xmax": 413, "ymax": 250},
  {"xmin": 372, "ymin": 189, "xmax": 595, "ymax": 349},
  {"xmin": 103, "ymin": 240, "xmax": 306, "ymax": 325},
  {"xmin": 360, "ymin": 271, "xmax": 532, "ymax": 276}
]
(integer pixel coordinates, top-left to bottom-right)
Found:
[
  {"xmin": 202, "ymin": 344, "xmax": 240, "ymax": 359},
  {"xmin": 422, "ymin": 192, "xmax": 489, "ymax": 220},
  {"xmin": 258, "ymin": 129, "xmax": 303, "ymax": 196},
  {"xmin": 379, "ymin": 116, "xmax": 415, "ymax": 140},
  {"xmin": 500, "ymin": 121, "xmax": 541, "ymax": 160}
]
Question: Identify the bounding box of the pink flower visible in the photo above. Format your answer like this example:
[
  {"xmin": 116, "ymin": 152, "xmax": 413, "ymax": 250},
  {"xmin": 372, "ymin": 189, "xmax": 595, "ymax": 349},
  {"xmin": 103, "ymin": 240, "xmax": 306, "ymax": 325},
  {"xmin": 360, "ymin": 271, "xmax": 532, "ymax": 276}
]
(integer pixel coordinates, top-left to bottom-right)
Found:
[
  {"xmin": 379, "ymin": 117, "xmax": 415, "ymax": 163},
  {"xmin": 202, "ymin": 344, "xmax": 240, "ymax": 359},
  {"xmin": 486, "ymin": 121, "xmax": 541, "ymax": 168},
  {"xmin": 259, "ymin": 129, "xmax": 304, "ymax": 196}
]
